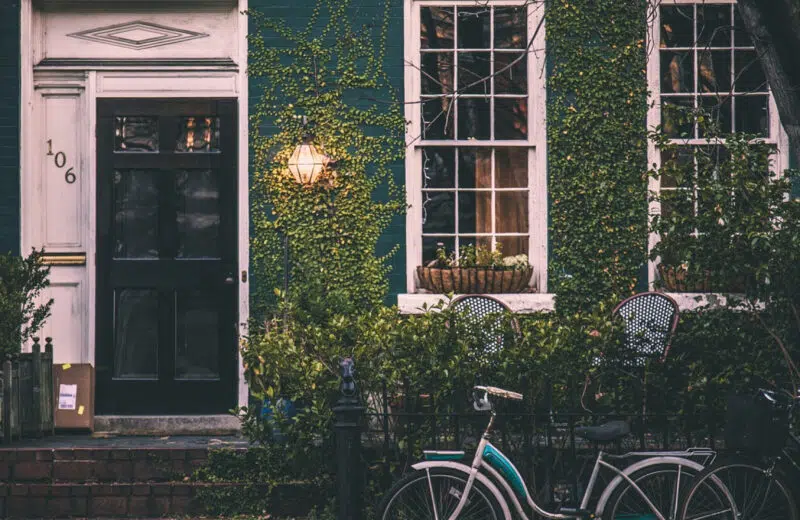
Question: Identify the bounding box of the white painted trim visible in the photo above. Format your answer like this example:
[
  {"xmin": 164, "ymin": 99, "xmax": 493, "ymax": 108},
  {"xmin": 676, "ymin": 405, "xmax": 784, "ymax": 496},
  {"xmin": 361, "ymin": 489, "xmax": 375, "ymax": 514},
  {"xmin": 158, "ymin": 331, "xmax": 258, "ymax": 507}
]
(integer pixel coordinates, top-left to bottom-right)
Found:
[
  {"xmin": 403, "ymin": 0, "xmax": 547, "ymax": 293},
  {"xmin": 20, "ymin": 0, "xmax": 34, "ymax": 257},
  {"xmin": 398, "ymin": 292, "xmax": 748, "ymax": 314},
  {"xmin": 398, "ymin": 293, "xmax": 555, "ymax": 314},
  {"xmin": 236, "ymin": 0, "xmax": 250, "ymax": 410}
]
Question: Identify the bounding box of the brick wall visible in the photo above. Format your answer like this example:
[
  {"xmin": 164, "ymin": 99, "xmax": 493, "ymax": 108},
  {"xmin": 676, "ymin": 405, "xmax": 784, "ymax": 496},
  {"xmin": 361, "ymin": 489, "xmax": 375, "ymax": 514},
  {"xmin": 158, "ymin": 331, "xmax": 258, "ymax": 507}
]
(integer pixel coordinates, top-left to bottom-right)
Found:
[
  {"xmin": 247, "ymin": 0, "xmax": 407, "ymax": 304},
  {"xmin": 0, "ymin": 2, "xmax": 20, "ymax": 256}
]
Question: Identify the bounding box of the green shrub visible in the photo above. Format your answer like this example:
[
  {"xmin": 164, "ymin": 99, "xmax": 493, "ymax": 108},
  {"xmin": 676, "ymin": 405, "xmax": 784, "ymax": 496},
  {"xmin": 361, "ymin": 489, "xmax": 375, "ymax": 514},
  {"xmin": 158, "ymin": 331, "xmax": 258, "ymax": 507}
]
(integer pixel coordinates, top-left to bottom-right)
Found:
[{"xmin": 0, "ymin": 249, "xmax": 53, "ymax": 361}]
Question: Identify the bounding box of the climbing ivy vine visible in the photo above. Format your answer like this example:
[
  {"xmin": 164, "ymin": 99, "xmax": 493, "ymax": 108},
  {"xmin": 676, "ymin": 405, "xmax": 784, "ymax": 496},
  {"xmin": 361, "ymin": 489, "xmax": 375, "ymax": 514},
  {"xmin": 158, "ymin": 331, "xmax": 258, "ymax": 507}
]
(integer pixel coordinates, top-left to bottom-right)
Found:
[
  {"xmin": 547, "ymin": 0, "xmax": 650, "ymax": 312},
  {"xmin": 248, "ymin": 0, "xmax": 406, "ymax": 320}
]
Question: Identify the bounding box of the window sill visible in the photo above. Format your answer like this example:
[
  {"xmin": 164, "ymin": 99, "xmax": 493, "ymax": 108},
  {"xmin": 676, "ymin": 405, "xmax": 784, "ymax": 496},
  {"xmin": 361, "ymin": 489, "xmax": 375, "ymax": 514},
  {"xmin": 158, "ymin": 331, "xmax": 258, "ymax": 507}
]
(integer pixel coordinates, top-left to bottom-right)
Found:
[
  {"xmin": 397, "ymin": 292, "xmax": 747, "ymax": 314},
  {"xmin": 397, "ymin": 293, "xmax": 556, "ymax": 314}
]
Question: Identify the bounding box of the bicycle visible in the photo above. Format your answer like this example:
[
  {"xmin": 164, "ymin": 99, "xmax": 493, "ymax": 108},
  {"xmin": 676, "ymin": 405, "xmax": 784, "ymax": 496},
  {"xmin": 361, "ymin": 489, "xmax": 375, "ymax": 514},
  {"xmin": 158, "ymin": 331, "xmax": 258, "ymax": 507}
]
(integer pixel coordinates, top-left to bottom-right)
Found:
[
  {"xmin": 379, "ymin": 385, "xmax": 735, "ymax": 520},
  {"xmin": 680, "ymin": 387, "xmax": 800, "ymax": 520}
]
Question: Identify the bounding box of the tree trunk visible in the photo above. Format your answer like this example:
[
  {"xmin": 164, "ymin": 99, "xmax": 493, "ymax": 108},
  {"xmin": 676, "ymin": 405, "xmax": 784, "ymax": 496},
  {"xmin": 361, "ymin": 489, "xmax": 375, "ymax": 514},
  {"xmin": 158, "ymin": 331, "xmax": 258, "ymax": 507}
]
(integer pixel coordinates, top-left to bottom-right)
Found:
[{"xmin": 736, "ymin": 0, "xmax": 800, "ymax": 169}]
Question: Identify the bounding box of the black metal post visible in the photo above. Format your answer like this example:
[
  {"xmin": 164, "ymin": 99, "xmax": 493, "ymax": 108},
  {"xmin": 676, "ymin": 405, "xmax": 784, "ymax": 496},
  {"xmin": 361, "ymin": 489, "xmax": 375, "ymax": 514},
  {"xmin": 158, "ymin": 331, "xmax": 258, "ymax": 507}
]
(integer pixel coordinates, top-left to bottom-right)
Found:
[{"xmin": 333, "ymin": 357, "xmax": 364, "ymax": 520}]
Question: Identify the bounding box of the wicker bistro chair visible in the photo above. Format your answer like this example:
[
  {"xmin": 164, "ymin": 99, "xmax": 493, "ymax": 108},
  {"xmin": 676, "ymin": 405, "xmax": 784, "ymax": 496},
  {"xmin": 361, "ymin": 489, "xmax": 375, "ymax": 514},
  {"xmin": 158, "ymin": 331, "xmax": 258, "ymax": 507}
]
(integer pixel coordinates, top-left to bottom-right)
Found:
[
  {"xmin": 612, "ymin": 291, "xmax": 680, "ymax": 367},
  {"xmin": 449, "ymin": 295, "xmax": 519, "ymax": 381},
  {"xmin": 582, "ymin": 292, "xmax": 681, "ymax": 419}
]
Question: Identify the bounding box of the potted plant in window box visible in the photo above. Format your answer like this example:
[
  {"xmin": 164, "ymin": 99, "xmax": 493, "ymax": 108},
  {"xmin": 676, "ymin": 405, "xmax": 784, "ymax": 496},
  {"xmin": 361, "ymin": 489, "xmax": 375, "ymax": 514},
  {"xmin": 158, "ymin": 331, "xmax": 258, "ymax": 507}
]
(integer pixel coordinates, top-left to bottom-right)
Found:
[{"xmin": 416, "ymin": 243, "xmax": 533, "ymax": 294}]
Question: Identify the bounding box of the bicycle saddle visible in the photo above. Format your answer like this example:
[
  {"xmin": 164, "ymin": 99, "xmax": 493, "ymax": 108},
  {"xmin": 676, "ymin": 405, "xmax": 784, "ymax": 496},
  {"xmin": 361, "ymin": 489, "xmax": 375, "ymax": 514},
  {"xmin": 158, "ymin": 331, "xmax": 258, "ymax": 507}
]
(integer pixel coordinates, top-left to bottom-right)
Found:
[{"xmin": 575, "ymin": 420, "xmax": 630, "ymax": 443}]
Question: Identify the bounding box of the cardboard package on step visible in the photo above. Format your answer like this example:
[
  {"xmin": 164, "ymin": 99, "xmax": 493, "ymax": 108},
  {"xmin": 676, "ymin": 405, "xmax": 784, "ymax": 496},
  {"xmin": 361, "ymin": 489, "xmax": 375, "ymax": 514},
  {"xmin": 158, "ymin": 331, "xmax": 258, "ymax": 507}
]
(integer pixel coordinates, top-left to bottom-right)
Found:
[{"xmin": 53, "ymin": 364, "xmax": 95, "ymax": 431}]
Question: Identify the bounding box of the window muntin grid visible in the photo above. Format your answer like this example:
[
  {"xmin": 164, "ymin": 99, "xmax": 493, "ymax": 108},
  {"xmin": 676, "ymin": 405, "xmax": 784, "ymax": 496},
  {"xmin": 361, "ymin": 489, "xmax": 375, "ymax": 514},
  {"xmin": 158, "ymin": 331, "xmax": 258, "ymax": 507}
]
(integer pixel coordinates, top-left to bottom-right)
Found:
[
  {"xmin": 417, "ymin": 3, "xmax": 533, "ymax": 265},
  {"xmin": 659, "ymin": 4, "xmax": 770, "ymax": 139},
  {"xmin": 655, "ymin": 2, "xmax": 780, "ymax": 224}
]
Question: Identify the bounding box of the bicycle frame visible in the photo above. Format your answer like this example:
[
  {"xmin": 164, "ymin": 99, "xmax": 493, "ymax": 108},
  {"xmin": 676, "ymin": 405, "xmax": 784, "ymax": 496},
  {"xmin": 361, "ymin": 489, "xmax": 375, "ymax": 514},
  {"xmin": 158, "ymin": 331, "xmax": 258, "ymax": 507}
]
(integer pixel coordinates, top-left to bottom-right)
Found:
[{"xmin": 418, "ymin": 410, "xmax": 716, "ymax": 520}]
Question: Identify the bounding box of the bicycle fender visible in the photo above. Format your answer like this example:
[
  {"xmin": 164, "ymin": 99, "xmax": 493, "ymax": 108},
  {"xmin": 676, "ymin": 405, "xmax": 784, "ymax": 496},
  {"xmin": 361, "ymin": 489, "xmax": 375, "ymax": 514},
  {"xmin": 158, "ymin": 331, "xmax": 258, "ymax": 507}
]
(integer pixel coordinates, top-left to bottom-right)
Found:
[
  {"xmin": 411, "ymin": 460, "xmax": 513, "ymax": 520},
  {"xmin": 594, "ymin": 456, "xmax": 705, "ymax": 516}
]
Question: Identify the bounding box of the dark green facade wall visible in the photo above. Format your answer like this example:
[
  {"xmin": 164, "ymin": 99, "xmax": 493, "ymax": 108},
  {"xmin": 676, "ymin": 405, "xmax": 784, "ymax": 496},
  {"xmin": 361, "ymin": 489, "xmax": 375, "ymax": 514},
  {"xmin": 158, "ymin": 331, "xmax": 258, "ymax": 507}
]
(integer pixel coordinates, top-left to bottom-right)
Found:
[
  {"xmin": 247, "ymin": 0, "xmax": 407, "ymax": 301},
  {"xmin": 0, "ymin": 2, "xmax": 20, "ymax": 256}
]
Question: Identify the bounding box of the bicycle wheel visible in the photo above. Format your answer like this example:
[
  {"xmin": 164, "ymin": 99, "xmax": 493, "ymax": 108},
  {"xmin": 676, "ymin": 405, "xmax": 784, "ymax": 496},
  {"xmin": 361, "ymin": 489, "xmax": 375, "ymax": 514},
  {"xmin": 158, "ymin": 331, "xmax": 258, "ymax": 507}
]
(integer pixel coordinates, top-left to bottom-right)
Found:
[
  {"xmin": 681, "ymin": 462, "xmax": 798, "ymax": 520},
  {"xmin": 378, "ymin": 467, "xmax": 505, "ymax": 520},
  {"xmin": 602, "ymin": 463, "xmax": 732, "ymax": 520}
]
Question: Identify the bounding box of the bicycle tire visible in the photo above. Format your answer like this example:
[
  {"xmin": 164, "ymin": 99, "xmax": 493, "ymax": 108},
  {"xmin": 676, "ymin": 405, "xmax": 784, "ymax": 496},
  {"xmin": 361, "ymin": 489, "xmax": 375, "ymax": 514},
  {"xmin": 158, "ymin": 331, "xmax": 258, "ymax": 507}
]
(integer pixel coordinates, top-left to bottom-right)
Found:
[
  {"xmin": 602, "ymin": 462, "xmax": 732, "ymax": 520},
  {"xmin": 378, "ymin": 466, "xmax": 505, "ymax": 520},
  {"xmin": 680, "ymin": 461, "xmax": 798, "ymax": 520}
]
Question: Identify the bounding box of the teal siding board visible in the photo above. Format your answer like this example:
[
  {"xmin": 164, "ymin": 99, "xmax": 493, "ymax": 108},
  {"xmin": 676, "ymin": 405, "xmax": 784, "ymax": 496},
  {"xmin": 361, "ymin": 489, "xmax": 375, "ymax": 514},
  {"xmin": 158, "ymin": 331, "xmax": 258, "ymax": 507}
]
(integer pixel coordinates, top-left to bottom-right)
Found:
[
  {"xmin": 247, "ymin": 0, "xmax": 406, "ymax": 308},
  {"xmin": 0, "ymin": 2, "xmax": 20, "ymax": 255}
]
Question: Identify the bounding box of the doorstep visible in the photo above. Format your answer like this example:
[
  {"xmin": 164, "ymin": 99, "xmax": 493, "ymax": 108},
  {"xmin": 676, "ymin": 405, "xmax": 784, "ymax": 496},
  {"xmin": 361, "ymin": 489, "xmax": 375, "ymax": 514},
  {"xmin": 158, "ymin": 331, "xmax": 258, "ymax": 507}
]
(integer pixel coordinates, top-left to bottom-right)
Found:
[{"xmin": 94, "ymin": 415, "xmax": 241, "ymax": 437}]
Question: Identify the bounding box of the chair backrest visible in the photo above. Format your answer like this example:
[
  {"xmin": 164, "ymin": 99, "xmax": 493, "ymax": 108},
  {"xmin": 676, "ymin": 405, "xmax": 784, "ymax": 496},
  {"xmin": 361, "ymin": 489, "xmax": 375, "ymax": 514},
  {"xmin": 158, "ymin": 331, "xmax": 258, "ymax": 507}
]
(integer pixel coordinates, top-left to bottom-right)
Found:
[
  {"xmin": 450, "ymin": 295, "xmax": 514, "ymax": 360},
  {"xmin": 612, "ymin": 292, "xmax": 680, "ymax": 367}
]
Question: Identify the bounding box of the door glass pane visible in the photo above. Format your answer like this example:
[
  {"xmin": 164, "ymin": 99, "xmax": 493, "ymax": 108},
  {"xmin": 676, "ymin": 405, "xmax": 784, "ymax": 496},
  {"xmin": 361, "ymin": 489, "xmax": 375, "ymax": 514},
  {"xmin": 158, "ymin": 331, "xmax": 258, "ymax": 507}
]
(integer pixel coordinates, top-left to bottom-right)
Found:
[
  {"xmin": 114, "ymin": 169, "xmax": 159, "ymax": 259},
  {"xmin": 176, "ymin": 170, "xmax": 220, "ymax": 258},
  {"xmin": 175, "ymin": 117, "xmax": 221, "ymax": 153},
  {"xmin": 115, "ymin": 117, "xmax": 158, "ymax": 152},
  {"xmin": 114, "ymin": 289, "xmax": 158, "ymax": 380},
  {"xmin": 176, "ymin": 290, "xmax": 220, "ymax": 380}
]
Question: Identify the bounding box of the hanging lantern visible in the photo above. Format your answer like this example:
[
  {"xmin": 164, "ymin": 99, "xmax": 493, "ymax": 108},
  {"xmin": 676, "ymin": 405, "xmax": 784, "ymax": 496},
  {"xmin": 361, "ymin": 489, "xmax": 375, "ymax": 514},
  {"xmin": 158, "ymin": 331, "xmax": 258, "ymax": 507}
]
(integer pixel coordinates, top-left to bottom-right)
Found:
[{"xmin": 287, "ymin": 135, "xmax": 330, "ymax": 185}]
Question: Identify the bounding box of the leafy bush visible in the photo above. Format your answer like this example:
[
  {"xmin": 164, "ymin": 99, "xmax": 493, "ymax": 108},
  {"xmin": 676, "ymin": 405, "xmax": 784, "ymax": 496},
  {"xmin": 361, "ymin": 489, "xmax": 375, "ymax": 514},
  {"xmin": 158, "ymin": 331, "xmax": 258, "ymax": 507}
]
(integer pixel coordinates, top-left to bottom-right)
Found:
[{"xmin": 0, "ymin": 249, "xmax": 53, "ymax": 360}]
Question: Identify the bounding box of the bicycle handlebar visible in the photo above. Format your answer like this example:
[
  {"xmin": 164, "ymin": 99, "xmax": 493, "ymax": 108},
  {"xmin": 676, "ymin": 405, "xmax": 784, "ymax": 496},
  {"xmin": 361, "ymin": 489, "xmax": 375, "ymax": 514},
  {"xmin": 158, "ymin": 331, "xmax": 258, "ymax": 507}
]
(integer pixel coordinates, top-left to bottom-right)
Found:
[{"xmin": 474, "ymin": 385, "xmax": 523, "ymax": 401}]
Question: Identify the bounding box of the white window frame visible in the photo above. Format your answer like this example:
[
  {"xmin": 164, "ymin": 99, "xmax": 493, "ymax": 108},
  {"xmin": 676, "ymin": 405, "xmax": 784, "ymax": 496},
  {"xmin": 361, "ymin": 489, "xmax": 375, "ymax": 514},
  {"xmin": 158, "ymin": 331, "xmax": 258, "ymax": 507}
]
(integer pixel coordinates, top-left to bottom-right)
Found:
[
  {"xmin": 646, "ymin": 0, "xmax": 789, "ymax": 288},
  {"xmin": 403, "ymin": 0, "xmax": 548, "ymax": 295}
]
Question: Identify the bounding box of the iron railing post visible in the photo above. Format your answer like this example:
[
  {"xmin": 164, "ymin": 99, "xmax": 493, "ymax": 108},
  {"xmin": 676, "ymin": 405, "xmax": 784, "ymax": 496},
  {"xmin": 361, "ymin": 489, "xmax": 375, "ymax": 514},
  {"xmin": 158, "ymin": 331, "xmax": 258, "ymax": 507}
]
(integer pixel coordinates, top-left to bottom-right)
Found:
[{"xmin": 333, "ymin": 357, "xmax": 363, "ymax": 520}]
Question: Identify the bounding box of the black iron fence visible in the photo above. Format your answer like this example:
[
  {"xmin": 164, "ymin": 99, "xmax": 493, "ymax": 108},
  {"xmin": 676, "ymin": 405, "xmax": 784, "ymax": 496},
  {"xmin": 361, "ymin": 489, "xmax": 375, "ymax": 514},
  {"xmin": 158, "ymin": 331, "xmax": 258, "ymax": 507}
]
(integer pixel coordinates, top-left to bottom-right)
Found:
[
  {"xmin": 0, "ymin": 337, "xmax": 55, "ymax": 443},
  {"xmin": 332, "ymin": 358, "xmax": 732, "ymax": 520}
]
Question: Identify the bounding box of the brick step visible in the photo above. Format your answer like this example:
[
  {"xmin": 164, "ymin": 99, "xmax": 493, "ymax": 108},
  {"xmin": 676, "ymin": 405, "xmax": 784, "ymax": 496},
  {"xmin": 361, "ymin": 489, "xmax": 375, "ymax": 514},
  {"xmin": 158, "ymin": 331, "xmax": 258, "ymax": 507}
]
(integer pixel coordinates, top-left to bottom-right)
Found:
[
  {"xmin": 0, "ymin": 447, "xmax": 233, "ymax": 483},
  {"xmin": 0, "ymin": 481, "xmax": 266, "ymax": 518}
]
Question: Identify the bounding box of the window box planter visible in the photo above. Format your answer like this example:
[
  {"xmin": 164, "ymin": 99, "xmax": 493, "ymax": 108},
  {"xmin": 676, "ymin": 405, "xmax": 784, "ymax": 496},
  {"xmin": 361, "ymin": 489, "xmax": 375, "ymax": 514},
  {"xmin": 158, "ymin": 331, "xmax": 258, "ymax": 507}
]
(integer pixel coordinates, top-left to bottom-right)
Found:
[
  {"xmin": 416, "ymin": 265, "xmax": 533, "ymax": 294},
  {"xmin": 657, "ymin": 265, "xmax": 711, "ymax": 293}
]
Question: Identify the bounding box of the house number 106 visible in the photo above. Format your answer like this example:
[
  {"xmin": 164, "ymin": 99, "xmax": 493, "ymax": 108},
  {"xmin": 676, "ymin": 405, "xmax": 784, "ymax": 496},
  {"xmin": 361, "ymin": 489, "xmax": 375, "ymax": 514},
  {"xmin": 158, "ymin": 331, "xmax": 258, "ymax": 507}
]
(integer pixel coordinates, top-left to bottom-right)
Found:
[{"xmin": 46, "ymin": 139, "xmax": 77, "ymax": 184}]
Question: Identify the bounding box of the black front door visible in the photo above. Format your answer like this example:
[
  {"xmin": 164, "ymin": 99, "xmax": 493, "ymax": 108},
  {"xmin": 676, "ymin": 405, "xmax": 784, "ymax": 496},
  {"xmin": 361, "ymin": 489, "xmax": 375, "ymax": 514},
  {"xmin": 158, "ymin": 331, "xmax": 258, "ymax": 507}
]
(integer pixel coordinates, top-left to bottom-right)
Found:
[{"xmin": 96, "ymin": 99, "xmax": 238, "ymax": 415}]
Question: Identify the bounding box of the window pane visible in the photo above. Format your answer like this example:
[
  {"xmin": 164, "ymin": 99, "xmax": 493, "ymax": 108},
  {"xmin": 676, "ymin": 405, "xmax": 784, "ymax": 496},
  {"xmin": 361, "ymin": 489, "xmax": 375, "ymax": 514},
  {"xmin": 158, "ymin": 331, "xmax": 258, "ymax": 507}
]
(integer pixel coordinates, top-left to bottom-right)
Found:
[
  {"xmin": 661, "ymin": 97, "xmax": 694, "ymax": 138},
  {"xmin": 700, "ymin": 96, "xmax": 732, "ymax": 136},
  {"xmin": 660, "ymin": 190, "xmax": 694, "ymax": 219},
  {"xmin": 423, "ymin": 191, "xmax": 455, "ymax": 234},
  {"xmin": 421, "ymin": 52, "xmax": 454, "ymax": 95},
  {"xmin": 660, "ymin": 148, "xmax": 694, "ymax": 188},
  {"xmin": 494, "ymin": 6, "xmax": 526, "ymax": 49},
  {"xmin": 697, "ymin": 6, "xmax": 731, "ymax": 48},
  {"xmin": 458, "ymin": 98, "xmax": 490, "ymax": 140},
  {"xmin": 113, "ymin": 169, "xmax": 159, "ymax": 259},
  {"xmin": 733, "ymin": 10, "xmax": 754, "ymax": 47},
  {"xmin": 176, "ymin": 290, "xmax": 220, "ymax": 380},
  {"xmin": 175, "ymin": 117, "xmax": 220, "ymax": 153},
  {"xmin": 114, "ymin": 289, "xmax": 158, "ymax": 380},
  {"xmin": 115, "ymin": 117, "xmax": 158, "ymax": 152},
  {"xmin": 422, "ymin": 148, "xmax": 456, "ymax": 189},
  {"xmin": 661, "ymin": 51, "xmax": 693, "ymax": 94},
  {"xmin": 457, "ymin": 7, "xmax": 490, "ymax": 48},
  {"xmin": 176, "ymin": 169, "xmax": 220, "ymax": 259},
  {"xmin": 495, "ymin": 148, "xmax": 527, "ymax": 188},
  {"xmin": 458, "ymin": 148, "xmax": 492, "ymax": 189},
  {"xmin": 497, "ymin": 236, "xmax": 528, "ymax": 257},
  {"xmin": 458, "ymin": 52, "xmax": 491, "ymax": 94},
  {"xmin": 422, "ymin": 236, "xmax": 454, "ymax": 264},
  {"xmin": 495, "ymin": 52, "xmax": 527, "ymax": 94},
  {"xmin": 661, "ymin": 6, "xmax": 694, "ymax": 48},
  {"xmin": 496, "ymin": 192, "xmax": 528, "ymax": 233},
  {"xmin": 734, "ymin": 51, "xmax": 767, "ymax": 92},
  {"xmin": 697, "ymin": 50, "xmax": 731, "ymax": 93},
  {"xmin": 422, "ymin": 97, "xmax": 455, "ymax": 140},
  {"xmin": 495, "ymin": 99, "xmax": 528, "ymax": 140},
  {"xmin": 421, "ymin": 7, "xmax": 454, "ymax": 49},
  {"xmin": 458, "ymin": 191, "xmax": 492, "ymax": 234},
  {"xmin": 735, "ymin": 95, "xmax": 769, "ymax": 136}
]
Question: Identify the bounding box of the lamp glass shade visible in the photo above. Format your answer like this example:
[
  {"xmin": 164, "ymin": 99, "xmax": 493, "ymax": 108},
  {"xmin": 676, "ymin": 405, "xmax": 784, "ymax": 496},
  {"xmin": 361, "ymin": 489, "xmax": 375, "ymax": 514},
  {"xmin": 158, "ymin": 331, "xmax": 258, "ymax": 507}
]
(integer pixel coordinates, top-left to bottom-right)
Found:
[{"xmin": 287, "ymin": 141, "xmax": 328, "ymax": 185}]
